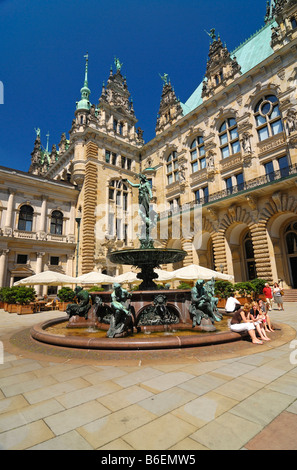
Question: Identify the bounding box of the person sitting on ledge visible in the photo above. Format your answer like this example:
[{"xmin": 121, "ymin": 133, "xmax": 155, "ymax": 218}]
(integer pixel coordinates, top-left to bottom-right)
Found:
[
  {"xmin": 225, "ymin": 293, "xmax": 241, "ymax": 314},
  {"xmin": 230, "ymin": 304, "xmax": 263, "ymax": 345}
]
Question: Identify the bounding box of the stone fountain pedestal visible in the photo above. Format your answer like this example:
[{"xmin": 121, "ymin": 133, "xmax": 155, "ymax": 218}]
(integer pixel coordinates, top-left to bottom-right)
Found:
[{"xmin": 66, "ymin": 289, "xmax": 217, "ymax": 334}]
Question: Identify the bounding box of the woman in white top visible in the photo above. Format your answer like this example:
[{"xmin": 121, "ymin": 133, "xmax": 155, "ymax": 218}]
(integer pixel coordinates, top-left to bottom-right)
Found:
[{"xmin": 273, "ymin": 283, "xmax": 284, "ymax": 311}]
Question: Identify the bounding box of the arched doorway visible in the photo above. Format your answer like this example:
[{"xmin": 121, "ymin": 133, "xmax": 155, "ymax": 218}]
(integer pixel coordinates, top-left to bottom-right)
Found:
[
  {"xmin": 194, "ymin": 232, "xmax": 215, "ymax": 270},
  {"xmin": 285, "ymin": 221, "xmax": 297, "ymax": 288},
  {"xmin": 243, "ymin": 232, "xmax": 257, "ymax": 281},
  {"xmin": 225, "ymin": 223, "xmax": 255, "ymax": 282}
]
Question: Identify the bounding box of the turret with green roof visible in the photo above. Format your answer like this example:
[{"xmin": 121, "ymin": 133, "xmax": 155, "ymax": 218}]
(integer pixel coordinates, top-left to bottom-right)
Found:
[{"xmin": 76, "ymin": 53, "xmax": 91, "ymax": 111}]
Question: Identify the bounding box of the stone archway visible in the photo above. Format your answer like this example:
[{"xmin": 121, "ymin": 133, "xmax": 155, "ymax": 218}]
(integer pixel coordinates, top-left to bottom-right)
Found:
[
  {"xmin": 224, "ymin": 222, "xmax": 252, "ymax": 282},
  {"xmin": 193, "ymin": 231, "xmax": 215, "ymax": 270},
  {"xmin": 260, "ymin": 193, "xmax": 297, "ymax": 287},
  {"xmin": 267, "ymin": 214, "xmax": 297, "ymax": 288}
]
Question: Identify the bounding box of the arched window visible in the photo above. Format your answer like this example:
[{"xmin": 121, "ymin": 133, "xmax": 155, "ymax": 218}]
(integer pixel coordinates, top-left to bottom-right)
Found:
[
  {"xmin": 18, "ymin": 205, "xmax": 33, "ymax": 232},
  {"xmin": 285, "ymin": 222, "xmax": 297, "ymax": 255},
  {"xmin": 243, "ymin": 232, "xmax": 256, "ymax": 280},
  {"xmin": 108, "ymin": 180, "xmax": 129, "ymax": 241},
  {"xmin": 219, "ymin": 118, "xmax": 240, "ymax": 159},
  {"xmin": 166, "ymin": 151, "xmax": 179, "ymax": 184},
  {"xmin": 285, "ymin": 221, "xmax": 297, "ymax": 288},
  {"xmin": 254, "ymin": 94, "xmax": 283, "ymax": 142},
  {"xmin": 50, "ymin": 210, "xmax": 63, "ymax": 235},
  {"xmin": 190, "ymin": 137, "xmax": 206, "ymax": 173}
]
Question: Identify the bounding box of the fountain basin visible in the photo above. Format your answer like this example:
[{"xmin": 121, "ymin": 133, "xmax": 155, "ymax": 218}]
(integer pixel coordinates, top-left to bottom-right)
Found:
[{"xmin": 30, "ymin": 316, "xmax": 244, "ymax": 350}]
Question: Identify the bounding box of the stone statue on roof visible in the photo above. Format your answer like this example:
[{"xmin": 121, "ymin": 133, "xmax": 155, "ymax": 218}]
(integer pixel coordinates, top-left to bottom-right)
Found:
[
  {"xmin": 114, "ymin": 57, "xmax": 123, "ymax": 72},
  {"xmin": 205, "ymin": 28, "xmax": 216, "ymax": 41},
  {"xmin": 159, "ymin": 73, "xmax": 169, "ymax": 85}
]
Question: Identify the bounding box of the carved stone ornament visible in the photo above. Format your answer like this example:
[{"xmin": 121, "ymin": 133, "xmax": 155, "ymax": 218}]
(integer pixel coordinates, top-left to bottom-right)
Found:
[
  {"xmin": 240, "ymin": 132, "xmax": 252, "ymax": 154},
  {"xmin": 288, "ymin": 134, "xmax": 297, "ymax": 148},
  {"xmin": 246, "ymin": 194, "xmax": 257, "ymax": 210},
  {"xmin": 286, "ymin": 108, "xmax": 297, "ymax": 135},
  {"xmin": 207, "ymin": 207, "xmax": 218, "ymax": 221}
]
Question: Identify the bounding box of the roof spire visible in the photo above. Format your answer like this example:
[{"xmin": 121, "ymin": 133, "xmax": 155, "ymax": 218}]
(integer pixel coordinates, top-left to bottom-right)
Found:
[
  {"xmin": 45, "ymin": 131, "xmax": 50, "ymax": 153},
  {"xmin": 84, "ymin": 52, "xmax": 89, "ymax": 87},
  {"xmin": 76, "ymin": 52, "xmax": 91, "ymax": 111}
]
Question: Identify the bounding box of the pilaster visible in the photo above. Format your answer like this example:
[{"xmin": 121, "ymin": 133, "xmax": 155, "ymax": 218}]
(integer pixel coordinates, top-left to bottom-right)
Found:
[
  {"xmin": 250, "ymin": 224, "xmax": 273, "ymax": 282},
  {"xmin": 81, "ymin": 159, "xmax": 98, "ymax": 273}
]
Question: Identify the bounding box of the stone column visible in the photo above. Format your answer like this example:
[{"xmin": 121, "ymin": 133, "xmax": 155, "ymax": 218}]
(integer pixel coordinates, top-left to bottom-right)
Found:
[
  {"xmin": 66, "ymin": 254, "xmax": 75, "ymax": 277},
  {"xmin": 4, "ymin": 190, "xmax": 15, "ymax": 236},
  {"xmin": 35, "ymin": 252, "xmax": 45, "ymax": 296},
  {"xmin": 40, "ymin": 196, "xmax": 47, "ymax": 232},
  {"xmin": 38, "ymin": 196, "xmax": 47, "ymax": 239},
  {"xmin": 0, "ymin": 249, "xmax": 9, "ymax": 287},
  {"xmin": 68, "ymin": 202, "xmax": 76, "ymax": 239}
]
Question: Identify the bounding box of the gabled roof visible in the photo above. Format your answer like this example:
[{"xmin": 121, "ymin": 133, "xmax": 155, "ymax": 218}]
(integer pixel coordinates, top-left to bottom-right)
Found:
[{"xmin": 182, "ymin": 21, "xmax": 277, "ymax": 115}]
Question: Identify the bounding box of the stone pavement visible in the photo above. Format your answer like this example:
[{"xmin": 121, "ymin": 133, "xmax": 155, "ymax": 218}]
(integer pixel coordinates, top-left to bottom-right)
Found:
[{"xmin": 0, "ymin": 304, "xmax": 296, "ymax": 450}]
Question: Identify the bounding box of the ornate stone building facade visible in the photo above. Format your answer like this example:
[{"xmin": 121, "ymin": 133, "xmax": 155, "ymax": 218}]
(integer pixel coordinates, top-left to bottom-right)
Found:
[
  {"xmin": 0, "ymin": 167, "xmax": 78, "ymax": 294},
  {"xmin": 1, "ymin": 0, "xmax": 297, "ymax": 291}
]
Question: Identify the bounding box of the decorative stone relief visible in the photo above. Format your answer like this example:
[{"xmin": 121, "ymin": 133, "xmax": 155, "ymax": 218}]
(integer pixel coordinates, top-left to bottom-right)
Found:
[
  {"xmin": 286, "ymin": 108, "xmax": 297, "ymax": 135},
  {"xmin": 246, "ymin": 194, "xmax": 258, "ymax": 211}
]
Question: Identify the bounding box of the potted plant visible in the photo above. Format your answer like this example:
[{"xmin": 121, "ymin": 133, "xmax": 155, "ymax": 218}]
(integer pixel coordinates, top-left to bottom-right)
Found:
[
  {"xmin": 15, "ymin": 286, "xmax": 36, "ymax": 314},
  {"xmin": 2, "ymin": 286, "xmax": 19, "ymax": 313},
  {"xmin": 214, "ymin": 280, "xmax": 234, "ymax": 307},
  {"xmin": 177, "ymin": 282, "xmax": 192, "ymax": 290},
  {"xmin": 250, "ymin": 278, "xmax": 267, "ymax": 300},
  {"xmin": 0, "ymin": 287, "xmax": 7, "ymax": 309},
  {"xmin": 233, "ymin": 282, "xmax": 254, "ymax": 304},
  {"xmin": 57, "ymin": 287, "xmax": 75, "ymax": 311}
]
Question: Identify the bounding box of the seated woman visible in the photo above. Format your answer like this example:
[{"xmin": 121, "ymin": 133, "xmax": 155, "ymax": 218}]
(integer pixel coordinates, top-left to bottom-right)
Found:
[
  {"xmin": 264, "ymin": 302, "xmax": 274, "ymax": 332},
  {"xmin": 230, "ymin": 303, "xmax": 263, "ymax": 344},
  {"xmin": 258, "ymin": 300, "xmax": 274, "ymax": 333},
  {"xmin": 249, "ymin": 302, "xmax": 271, "ymax": 341}
]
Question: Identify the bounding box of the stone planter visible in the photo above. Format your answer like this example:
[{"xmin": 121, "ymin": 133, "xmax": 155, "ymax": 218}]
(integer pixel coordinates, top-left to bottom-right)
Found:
[
  {"xmin": 236, "ymin": 296, "xmax": 253, "ymax": 305},
  {"xmin": 59, "ymin": 301, "xmax": 71, "ymax": 311},
  {"xmin": 7, "ymin": 304, "xmax": 18, "ymax": 313},
  {"xmin": 217, "ymin": 298, "xmax": 226, "ymax": 308}
]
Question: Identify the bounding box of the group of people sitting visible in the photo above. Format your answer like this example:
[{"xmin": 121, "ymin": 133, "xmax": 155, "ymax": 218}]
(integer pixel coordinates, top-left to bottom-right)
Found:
[{"xmin": 225, "ymin": 294, "xmax": 274, "ymax": 345}]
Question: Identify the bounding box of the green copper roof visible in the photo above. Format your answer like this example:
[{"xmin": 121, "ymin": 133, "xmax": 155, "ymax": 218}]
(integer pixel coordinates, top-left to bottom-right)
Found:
[{"xmin": 182, "ymin": 21, "xmax": 277, "ymax": 115}]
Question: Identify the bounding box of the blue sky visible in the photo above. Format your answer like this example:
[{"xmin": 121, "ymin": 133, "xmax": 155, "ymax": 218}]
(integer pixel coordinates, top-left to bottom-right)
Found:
[{"xmin": 0, "ymin": 0, "xmax": 268, "ymax": 172}]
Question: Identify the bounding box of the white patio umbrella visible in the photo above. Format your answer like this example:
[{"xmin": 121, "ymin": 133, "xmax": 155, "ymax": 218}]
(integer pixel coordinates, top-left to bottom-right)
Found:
[
  {"xmin": 13, "ymin": 270, "xmax": 77, "ymax": 286},
  {"xmin": 170, "ymin": 264, "xmax": 234, "ymax": 282},
  {"xmin": 75, "ymin": 271, "xmax": 114, "ymax": 285},
  {"xmin": 154, "ymin": 269, "xmax": 176, "ymax": 282},
  {"xmin": 113, "ymin": 271, "xmax": 141, "ymax": 284}
]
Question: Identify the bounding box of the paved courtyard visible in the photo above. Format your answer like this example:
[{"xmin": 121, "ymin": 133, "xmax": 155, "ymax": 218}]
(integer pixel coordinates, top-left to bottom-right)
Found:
[{"xmin": 0, "ymin": 303, "xmax": 297, "ymax": 450}]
